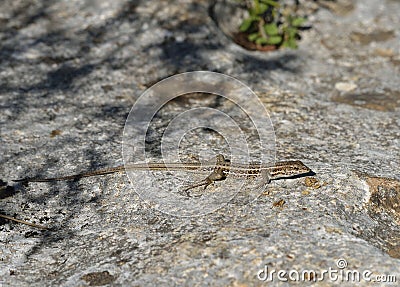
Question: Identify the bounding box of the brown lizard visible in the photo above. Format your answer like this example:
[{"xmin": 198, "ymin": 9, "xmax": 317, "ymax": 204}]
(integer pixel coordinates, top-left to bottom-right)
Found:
[
  {"xmin": 14, "ymin": 154, "xmax": 312, "ymax": 193},
  {"xmin": 7, "ymin": 154, "xmax": 312, "ymax": 228}
]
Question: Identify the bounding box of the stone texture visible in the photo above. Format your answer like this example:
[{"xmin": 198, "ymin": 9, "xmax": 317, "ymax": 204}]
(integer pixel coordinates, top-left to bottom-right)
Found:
[{"xmin": 0, "ymin": 0, "xmax": 399, "ymax": 286}]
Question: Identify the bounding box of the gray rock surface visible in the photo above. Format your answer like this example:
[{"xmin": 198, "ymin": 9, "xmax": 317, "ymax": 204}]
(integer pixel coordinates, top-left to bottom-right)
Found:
[{"xmin": 1, "ymin": 0, "xmax": 399, "ymax": 286}]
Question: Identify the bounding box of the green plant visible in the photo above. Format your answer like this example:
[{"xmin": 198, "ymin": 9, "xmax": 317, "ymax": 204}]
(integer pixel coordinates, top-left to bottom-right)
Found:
[{"xmin": 239, "ymin": 0, "xmax": 307, "ymax": 49}]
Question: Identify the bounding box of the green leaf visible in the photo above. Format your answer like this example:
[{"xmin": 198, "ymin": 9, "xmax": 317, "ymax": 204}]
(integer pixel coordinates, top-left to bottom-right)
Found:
[
  {"xmin": 286, "ymin": 27, "xmax": 297, "ymax": 38},
  {"xmin": 292, "ymin": 17, "xmax": 306, "ymax": 27},
  {"xmin": 255, "ymin": 36, "xmax": 268, "ymax": 45},
  {"xmin": 254, "ymin": 0, "xmax": 260, "ymax": 14},
  {"xmin": 248, "ymin": 32, "xmax": 259, "ymax": 42},
  {"xmin": 248, "ymin": 7, "xmax": 258, "ymax": 17},
  {"xmin": 258, "ymin": 3, "xmax": 268, "ymax": 14},
  {"xmin": 239, "ymin": 18, "xmax": 253, "ymax": 32},
  {"xmin": 264, "ymin": 23, "xmax": 279, "ymax": 36},
  {"xmin": 283, "ymin": 38, "xmax": 298, "ymax": 49},
  {"xmin": 266, "ymin": 35, "xmax": 282, "ymax": 45}
]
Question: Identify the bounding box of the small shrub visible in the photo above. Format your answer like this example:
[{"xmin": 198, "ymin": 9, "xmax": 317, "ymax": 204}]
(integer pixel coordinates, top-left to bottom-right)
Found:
[{"xmin": 239, "ymin": 0, "xmax": 307, "ymax": 49}]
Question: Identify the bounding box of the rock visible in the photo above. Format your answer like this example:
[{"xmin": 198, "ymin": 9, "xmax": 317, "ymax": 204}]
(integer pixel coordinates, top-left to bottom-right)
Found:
[
  {"xmin": 1, "ymin": 0, "xmax": 399, "ymax": 286},
  {"xmin": 335, "ymin": 82, "xmax": 358, "ymax": 92}
]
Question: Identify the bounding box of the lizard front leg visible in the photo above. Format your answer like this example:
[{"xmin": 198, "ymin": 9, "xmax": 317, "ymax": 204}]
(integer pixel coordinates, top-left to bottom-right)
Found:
[
  {"xmin": 180, "ymin": 168, "xmax": 227, "ymax": 197},
  {"xmin": 180, "ymin": 154, "xmax": 229, "ymax": 197}
]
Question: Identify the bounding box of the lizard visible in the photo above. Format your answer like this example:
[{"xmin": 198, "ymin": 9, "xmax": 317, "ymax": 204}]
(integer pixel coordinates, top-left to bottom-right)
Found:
[
  {"xmin": 13, "ymin": 154, "xmax": 312, "ymax": 194},
  {"xmin": 6, "ymin": 155, "xmax": 312, "ymax": 228}
]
